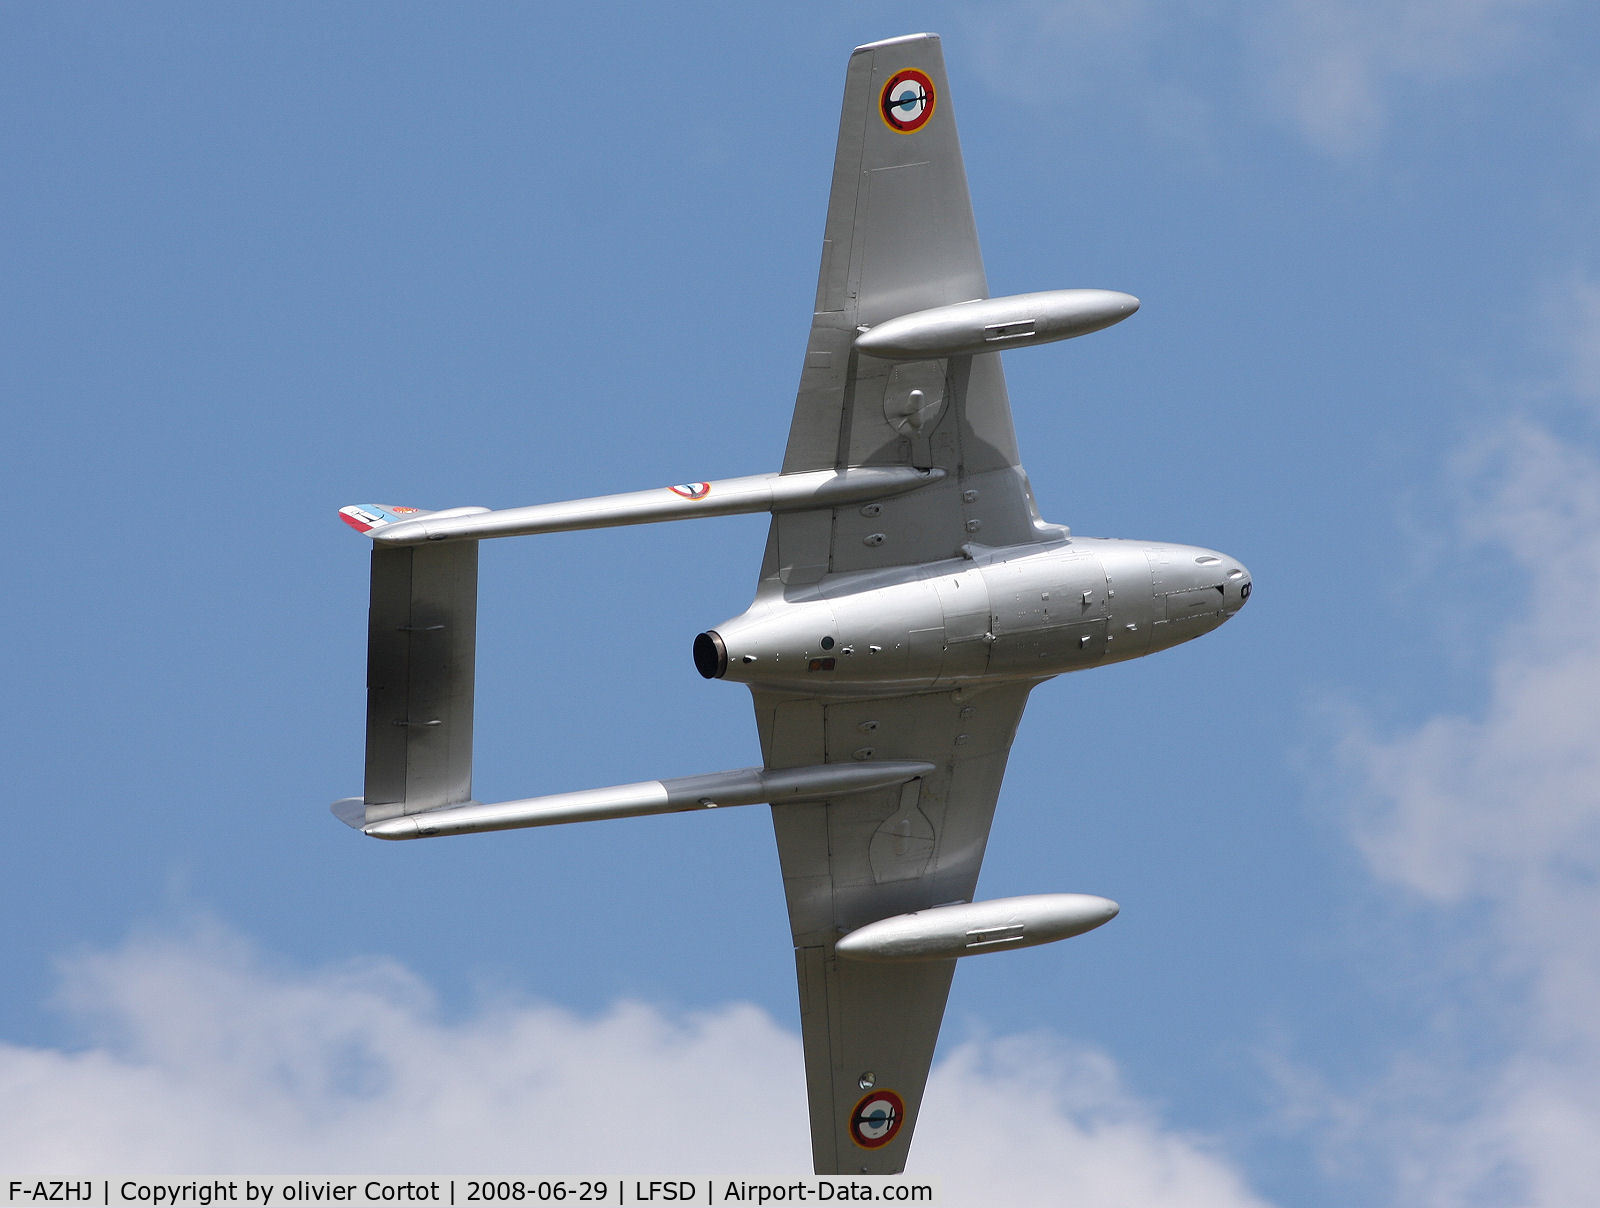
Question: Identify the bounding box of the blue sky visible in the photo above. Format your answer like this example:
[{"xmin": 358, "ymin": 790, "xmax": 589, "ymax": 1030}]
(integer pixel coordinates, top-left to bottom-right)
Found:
[{"xmin": 6, "ymin": 3, "xmax": 1600, "ymax": 1203}]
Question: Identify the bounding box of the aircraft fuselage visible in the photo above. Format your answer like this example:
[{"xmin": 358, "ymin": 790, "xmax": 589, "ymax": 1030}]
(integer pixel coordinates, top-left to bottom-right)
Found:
[{"xmin": 696, "ymin": 536, "xmax": 1251, "ymax": 693}]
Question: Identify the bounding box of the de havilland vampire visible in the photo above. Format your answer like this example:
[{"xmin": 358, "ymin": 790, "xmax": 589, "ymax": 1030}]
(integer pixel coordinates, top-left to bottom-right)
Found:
[{"xmin": 334, "ymin": 34, "xmax": 1250, "ymax": 1174}]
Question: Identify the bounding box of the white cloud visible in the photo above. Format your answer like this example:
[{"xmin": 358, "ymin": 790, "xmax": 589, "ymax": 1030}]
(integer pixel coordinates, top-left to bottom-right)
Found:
[
  {"xmin": 1248, "ymin": 0, "xmax": 1544, "ymax": 154},
  {"xmin": 955, "ymin": 0, "xmax": 1222, "ymax": 155},
  {"xmin": 922, "ymin": 1039, "xmax": 1276, "ymax": 1207},
  {"xmin": 0, "ymin": 921, "xmax": 1273, "ymax": 1207},
  {"xmin": 1337, "ymin": 420, "xmax": 1600, "ymax": 1205},
  {"xmin": 956, "ymin": 0, "xmax": 1550, "ymax": 156},
  {"xmin": 962, "ymin": 0, "xmax": 1158, "ymax": 104},
  {"xmin": 1350, "ymin": 422, "xmax": 1600, "ymax": 912}
]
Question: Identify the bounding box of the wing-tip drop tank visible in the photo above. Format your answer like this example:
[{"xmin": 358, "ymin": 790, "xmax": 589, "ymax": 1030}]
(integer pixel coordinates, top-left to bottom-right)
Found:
[
  {"xmin": 854, "ymin": 289, "xmax": 1140, "ymax": 360},
  {"xmin": 835, "ymin": 894, "xmax": 1120, "ymax": 962}
]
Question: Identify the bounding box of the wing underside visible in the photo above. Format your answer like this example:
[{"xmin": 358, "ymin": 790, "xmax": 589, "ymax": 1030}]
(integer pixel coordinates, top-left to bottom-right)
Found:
[
  {"xmin": 764, "ymin": 33, "xmax": 1051, "ymax": 592},
  {"xmin": 757, "ymin": 681, "xmax": 1036, "ymax": 1173}
]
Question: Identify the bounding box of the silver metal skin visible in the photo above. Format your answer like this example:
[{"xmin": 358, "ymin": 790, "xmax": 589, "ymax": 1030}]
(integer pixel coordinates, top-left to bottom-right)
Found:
[
  {"xmin": 334, "ymin": 31, "xmax": 1251, "ymax": 1176},
  {"xmin": 835, "ymin": 894, "xmax": 1120, "ymax": 962},
  {"xmin": 701, "ymin": 538, "xmax": 1247, "ymax": 692},
  {"xmin": 370, "ymin": 466, "xmax": 942, "ymax": 546},
  {"xmin": 854, "ymin": 290, "xmax": 1140, "ymax": 360},
  {"xmin": 340, "ymin": 760, "xmax": 935, "ymax": 839}
]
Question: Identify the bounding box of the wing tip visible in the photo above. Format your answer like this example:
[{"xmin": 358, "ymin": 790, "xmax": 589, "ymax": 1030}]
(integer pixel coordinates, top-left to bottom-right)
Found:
[{"xmin": 853, "ymin": 32, "xmax": 940, "ymax": 57}]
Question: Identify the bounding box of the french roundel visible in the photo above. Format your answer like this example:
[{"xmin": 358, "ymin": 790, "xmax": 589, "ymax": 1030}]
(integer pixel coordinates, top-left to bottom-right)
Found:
[
  {"xmin": 849, "ymin": 1088, "xmax": 906, "ymax": 1149},
  {"xmin": 879, "ymin": 69, "xmax": 935, "ymax": 133}
]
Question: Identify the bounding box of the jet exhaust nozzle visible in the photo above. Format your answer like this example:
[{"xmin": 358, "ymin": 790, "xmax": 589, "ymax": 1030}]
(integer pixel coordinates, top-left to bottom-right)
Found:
[{"xmin": 693, "ymin": 630, "xmax": 728, "ymax": 679}]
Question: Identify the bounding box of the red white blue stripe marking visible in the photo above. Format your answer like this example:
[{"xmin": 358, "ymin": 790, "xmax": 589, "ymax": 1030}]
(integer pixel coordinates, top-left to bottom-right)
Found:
[{"xmin": 339, "ymin": 503, "xmax": 422, "ymax": 533}]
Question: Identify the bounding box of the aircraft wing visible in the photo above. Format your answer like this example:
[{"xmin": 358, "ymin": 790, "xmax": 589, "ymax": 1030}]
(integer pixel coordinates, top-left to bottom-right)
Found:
[
  {"xmin": 757, "ymin": 680, "xmax": 1036, "ymax": 1173},
  {"xmin": 765, "ymin": 33, "xmax": 1054, "ymax": 589},
  {"xmin": 751, "ymin": 35, "xmax": 1054, "ymax": 1173}
]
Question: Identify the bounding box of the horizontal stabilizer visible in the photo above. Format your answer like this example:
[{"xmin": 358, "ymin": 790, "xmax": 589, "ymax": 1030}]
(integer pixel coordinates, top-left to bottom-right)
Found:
[{"xmin": 360, "ymin": 540, "xmax": 479, "ymax": 824}]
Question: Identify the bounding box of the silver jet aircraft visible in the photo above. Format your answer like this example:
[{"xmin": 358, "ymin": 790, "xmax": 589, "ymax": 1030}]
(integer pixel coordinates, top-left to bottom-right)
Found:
[{"xmin": 334, "ymin": 33, "xmax": 1251, "ymax": 1174}]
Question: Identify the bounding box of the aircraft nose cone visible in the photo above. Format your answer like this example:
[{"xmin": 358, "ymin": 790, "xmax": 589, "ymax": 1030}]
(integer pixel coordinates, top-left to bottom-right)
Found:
[{"xmin": 1228, "ymin": 560, "xmax": 1252, "ymax": 612}]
